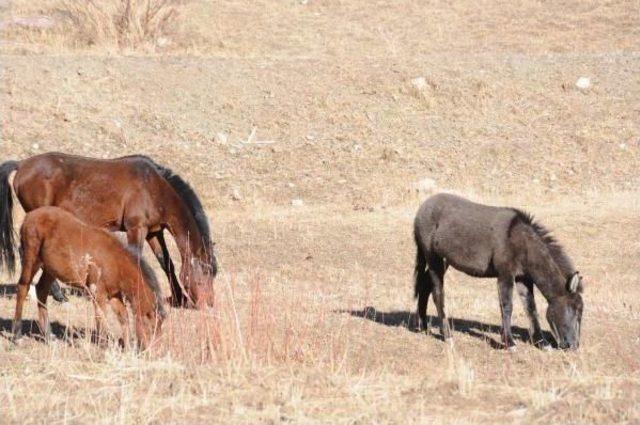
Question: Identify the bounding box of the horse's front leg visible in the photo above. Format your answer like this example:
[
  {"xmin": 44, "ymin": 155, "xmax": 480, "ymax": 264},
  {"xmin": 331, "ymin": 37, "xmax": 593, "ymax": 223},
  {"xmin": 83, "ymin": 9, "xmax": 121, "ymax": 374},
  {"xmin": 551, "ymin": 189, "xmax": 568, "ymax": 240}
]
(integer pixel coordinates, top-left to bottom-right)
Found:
[
  {"xmin": 497, "ymin": 276, "xmax": 517, "ymax": 350},
  {"xmin": 125, "ymin": 223, "xmax": 148, "ymax": 254},
  {"xmin": 147, "ymin": 232, "xmax": 188, "ymax": 307}
]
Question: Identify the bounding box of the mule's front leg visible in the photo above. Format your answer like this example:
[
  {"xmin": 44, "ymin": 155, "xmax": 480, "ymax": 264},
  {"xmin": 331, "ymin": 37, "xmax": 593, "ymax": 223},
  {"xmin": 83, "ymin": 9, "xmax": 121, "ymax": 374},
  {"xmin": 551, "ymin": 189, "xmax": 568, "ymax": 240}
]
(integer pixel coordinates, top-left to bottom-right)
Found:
[
  {"xmin": 497, "ymin": 276, "xmax": 516, "ymax": 350},
  {"xmin": 515, "ymin": 279, "xmax": 550, "ymax": 349}
]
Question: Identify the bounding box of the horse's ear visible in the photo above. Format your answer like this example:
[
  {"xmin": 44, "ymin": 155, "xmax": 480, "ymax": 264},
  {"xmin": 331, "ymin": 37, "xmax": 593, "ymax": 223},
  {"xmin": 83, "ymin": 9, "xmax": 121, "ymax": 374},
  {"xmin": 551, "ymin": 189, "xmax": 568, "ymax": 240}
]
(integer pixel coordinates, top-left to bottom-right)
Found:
[{"xmin": 567, "ymin": 272, "xmax": 582, "ymax": 293}]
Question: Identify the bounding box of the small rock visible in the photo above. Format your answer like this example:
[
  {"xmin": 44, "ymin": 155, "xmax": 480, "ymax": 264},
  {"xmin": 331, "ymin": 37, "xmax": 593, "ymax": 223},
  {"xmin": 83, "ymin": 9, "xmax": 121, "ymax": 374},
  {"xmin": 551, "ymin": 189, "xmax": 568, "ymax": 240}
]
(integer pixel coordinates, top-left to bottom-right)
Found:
[
  {"xmin": 31, "ymin": 143, "xmax": 40, "ymax": 150},
  {"xmin": 414, "ymin": 177, "xmax": 437, "ymax": 194},
  {"xmin": 287, "ymin": 182, "xmax": 295, "ymax": 188},
  {"xmin": 214, "ymin": 132, "xmax": 228, "ymax": 145},
  {"xmin": 411, "ymin": 77, "xmax": 427, "ymax": 92},
  {"xmin": 230, "ymin": 188, "xmax": 242, "ymax": 201},
  {"xmin": 575, "ymin": 77, "xmax": 591, "ymax": 90},
  {"xmin": 156, "ymin": 37, "xmax": 170, "ymax": 48},
  {"xmin": 291, "ymin": 199, "xmax": 304, "ymax": 207}
]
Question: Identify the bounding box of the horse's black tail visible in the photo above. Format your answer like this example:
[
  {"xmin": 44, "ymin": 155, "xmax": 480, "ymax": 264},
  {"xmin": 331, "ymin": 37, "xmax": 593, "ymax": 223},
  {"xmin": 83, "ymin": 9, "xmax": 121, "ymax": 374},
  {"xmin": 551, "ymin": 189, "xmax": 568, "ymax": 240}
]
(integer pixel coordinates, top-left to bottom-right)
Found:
[{"xmin": 0, "ymin": 160, "xmax": 19, "ymax": 275}]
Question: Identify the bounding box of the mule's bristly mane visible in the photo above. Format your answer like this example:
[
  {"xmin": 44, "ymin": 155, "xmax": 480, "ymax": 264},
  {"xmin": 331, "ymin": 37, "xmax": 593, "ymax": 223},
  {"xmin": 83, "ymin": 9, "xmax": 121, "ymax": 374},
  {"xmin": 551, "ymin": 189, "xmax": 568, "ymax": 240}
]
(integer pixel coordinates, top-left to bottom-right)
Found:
[
  {"xmin": 121, "ymin": 155, "xmax": 217, "ymax": 275},
  {"xmin": 511, "ymin": 209, "xmax": 575, "ymax": 277}
]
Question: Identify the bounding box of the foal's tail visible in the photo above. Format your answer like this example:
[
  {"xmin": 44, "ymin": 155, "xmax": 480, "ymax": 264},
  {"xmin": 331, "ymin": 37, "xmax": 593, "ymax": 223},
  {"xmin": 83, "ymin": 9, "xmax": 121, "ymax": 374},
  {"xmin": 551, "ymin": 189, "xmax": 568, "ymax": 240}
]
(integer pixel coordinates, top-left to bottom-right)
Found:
[
  {"xmin": 414, "ymin": 230, "xmax": 429, "ymax": 299},
  {"xmin": 0, "ymin": 160, "xmax": 19, "ymax": 274}
]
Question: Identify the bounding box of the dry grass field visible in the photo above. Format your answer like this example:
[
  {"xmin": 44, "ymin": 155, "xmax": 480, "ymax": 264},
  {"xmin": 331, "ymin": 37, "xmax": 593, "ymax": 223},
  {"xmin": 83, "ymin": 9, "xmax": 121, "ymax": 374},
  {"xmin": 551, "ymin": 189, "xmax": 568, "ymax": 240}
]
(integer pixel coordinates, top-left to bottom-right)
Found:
[{"xmin": 1, "ymin": 0, "xmax": 639, "ymax": 423}]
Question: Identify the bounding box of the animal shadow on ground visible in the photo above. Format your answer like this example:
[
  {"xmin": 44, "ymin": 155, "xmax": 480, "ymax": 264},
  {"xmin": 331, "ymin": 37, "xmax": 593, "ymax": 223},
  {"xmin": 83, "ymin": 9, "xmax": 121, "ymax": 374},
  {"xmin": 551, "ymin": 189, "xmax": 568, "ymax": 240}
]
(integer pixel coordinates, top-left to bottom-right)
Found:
[
  {"xmin": 338, "ymin": 307, "xmax": 556, "ymax": 350},
  {"xmin": 0, "ymin": 283, "xmax": 83, "ymax": 298},
  {"xmin": 0, "ymin": 283, "xmax": 114, "ymax": 347}
]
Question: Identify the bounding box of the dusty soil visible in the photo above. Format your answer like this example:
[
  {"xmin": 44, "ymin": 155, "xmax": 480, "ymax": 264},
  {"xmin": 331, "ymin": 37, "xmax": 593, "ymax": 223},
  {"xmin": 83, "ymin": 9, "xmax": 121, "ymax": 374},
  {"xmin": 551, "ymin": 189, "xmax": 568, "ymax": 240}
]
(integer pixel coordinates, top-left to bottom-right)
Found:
[{"xmin": 0, "ymin": 0, "xmax": 639, "ymax": 423}]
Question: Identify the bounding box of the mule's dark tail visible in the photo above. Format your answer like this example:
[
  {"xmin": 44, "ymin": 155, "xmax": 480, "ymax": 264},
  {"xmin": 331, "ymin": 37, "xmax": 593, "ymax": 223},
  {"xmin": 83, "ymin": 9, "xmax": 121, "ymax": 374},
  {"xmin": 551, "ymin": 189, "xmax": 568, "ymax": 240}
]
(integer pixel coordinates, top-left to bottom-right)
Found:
[
  {"xmin": 414, "ymin": 231, "xmax": 430, "ymax": 299},
  {"xmin": 0, "ymin": 160, "xmax": 19, "ymax": 274}
]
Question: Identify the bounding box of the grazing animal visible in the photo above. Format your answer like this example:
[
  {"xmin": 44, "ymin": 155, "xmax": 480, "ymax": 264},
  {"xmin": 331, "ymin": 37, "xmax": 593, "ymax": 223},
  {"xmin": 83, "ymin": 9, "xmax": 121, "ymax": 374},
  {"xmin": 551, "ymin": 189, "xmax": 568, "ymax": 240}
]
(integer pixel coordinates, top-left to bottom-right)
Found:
[
  {"xmin": 13, "ymin": 207, "xmax": 166, "ymax": 349},
  {"xmin": 0, "ymin": 152, "xmax": 217, "ymax": 308},
  {"xmin": 413, "ymin": 193, "xmax": 584, "ymax": 350}
]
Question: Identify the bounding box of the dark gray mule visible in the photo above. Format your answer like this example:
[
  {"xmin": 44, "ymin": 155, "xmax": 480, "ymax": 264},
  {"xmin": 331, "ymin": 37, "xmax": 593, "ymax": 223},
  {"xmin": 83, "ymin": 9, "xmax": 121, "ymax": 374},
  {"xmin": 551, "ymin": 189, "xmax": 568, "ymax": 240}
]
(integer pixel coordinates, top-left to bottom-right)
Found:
[{"xmin": 413, "ymin": 193, "xmax": 584, "ymax": 350}]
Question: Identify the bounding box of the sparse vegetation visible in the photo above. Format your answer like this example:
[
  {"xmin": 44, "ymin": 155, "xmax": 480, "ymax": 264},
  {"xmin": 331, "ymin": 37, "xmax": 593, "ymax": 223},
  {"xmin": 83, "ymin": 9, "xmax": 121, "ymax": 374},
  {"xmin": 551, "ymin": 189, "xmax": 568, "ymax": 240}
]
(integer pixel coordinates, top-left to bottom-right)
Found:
[{"xmin": 0, "ymin": 0, "xmax": 639, "ymax": 423}]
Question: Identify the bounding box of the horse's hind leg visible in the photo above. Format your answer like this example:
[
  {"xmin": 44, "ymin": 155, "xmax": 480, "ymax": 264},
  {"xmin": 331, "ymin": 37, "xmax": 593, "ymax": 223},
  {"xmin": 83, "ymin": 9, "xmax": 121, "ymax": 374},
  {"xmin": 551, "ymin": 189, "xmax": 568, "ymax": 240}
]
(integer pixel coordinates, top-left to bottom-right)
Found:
[
  {"xmin": 515, "ymin": 278, "xmax": 549, "ymax": 349},
  {"xmin": 35, "ymin": 271, "xmax": 55, "ymax": 341},
  {"xmin": 428, "ymin": 255, "xmax": 451, "ymax": 340}
]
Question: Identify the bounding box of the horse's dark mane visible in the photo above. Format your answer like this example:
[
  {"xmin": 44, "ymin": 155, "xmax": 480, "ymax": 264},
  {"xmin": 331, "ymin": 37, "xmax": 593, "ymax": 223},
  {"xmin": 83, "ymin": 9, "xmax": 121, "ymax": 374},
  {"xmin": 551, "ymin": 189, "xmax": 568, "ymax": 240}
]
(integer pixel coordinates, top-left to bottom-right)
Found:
[
  {"xmin": 511, "ymin": 209, "xmax": 575, "ymax": 277},
  {"xmin": 120, "ymin": 155, "xmax": 217, "ymax": 275}
]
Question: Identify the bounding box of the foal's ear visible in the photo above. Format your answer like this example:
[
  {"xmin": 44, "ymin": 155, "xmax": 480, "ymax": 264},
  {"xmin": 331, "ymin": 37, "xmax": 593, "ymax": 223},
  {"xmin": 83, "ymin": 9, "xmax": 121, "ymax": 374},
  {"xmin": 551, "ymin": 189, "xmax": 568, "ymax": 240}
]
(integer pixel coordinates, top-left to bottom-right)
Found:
[{"xmin": 567, "ymin": 272, "xmax": 583, "ymax": 293}]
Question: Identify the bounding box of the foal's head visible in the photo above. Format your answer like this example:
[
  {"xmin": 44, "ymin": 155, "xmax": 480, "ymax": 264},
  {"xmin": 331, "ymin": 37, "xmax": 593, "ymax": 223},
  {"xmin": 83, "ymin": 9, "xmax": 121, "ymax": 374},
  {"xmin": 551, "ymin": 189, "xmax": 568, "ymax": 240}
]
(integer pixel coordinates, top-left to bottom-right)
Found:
[{"xmin": 546, "ymin": 272, "xmax": 584, "ymax": 350}]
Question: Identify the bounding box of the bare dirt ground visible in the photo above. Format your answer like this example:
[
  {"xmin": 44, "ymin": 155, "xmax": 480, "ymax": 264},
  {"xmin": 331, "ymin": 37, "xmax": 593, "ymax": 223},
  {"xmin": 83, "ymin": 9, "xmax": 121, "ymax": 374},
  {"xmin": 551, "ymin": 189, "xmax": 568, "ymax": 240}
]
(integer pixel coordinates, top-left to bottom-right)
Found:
[{"xmin": 0, "ymin": 0, "xmax": 639, "ymax": 423}]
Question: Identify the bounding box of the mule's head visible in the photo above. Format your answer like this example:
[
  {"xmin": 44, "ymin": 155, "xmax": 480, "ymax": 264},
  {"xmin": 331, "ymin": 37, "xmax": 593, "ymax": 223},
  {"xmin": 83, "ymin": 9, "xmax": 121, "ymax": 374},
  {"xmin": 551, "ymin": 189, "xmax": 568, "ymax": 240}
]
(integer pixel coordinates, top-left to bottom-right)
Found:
[{"xmin": 546, "ymin": 272, "xmax": 584, "ymax": 350}]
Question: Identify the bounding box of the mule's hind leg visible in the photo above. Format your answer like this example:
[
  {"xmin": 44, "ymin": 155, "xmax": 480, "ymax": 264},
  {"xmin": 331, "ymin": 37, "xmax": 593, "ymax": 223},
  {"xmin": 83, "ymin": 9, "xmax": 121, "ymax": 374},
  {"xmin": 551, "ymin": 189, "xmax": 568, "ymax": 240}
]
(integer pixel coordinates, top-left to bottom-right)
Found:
[
  {"xmin": 497, "ymin": 275, "xmax": 517, "ymax": 350},
  {"xmin": 35, "ymin": 271, "xmax": 55, "ymax": 341},
  {"xmin": 515, "ymin": 278, "xmax": 549, "ymax": 349},
  {"xmin": 414, "ymin": 245, "xmax": 433, "ymax": 332},
  {"xmin": 428, "ymin": 255, "xmax": 451, "ymax": 340}
]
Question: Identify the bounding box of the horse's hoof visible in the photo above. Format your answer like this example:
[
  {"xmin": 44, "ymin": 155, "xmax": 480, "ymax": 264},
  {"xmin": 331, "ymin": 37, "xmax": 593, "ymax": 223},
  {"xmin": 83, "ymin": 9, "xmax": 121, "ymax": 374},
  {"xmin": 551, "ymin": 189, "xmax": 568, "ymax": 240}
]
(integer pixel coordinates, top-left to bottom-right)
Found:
[
  {"xmin": 506, "ymin": 344, "xmax": 517, "ymax": 353},
  {"xmin": 52, "ymin": 292, "xmax": 68, "ymax": 303}
]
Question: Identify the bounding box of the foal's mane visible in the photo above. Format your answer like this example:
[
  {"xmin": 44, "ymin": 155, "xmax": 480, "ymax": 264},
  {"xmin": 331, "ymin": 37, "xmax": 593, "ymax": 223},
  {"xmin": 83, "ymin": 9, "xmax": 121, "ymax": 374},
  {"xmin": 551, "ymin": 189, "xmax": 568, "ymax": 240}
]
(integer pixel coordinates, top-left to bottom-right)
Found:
[
  {"xmin": 120, "ymin": 155, "xmax": 217, "ymax": 274},
  {"xmin": 511, "ymin": 209, "xmax": 575, "ymax": 277},
  {"xmin": 123, "ymin": 244, "xmax": 167, "ymax": 318}
]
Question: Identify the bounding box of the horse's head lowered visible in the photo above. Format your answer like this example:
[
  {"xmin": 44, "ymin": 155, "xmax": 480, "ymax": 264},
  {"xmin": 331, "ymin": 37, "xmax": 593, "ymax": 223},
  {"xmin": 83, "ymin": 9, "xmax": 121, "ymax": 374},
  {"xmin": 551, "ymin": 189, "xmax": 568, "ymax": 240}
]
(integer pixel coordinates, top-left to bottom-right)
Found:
[
  {"xmin": 181, "ymin": 243, "xmax": 217, "ymax": 308},
  {"xmin": 546, "ymin": 272, "xmax": 584, "ymax": 350}
]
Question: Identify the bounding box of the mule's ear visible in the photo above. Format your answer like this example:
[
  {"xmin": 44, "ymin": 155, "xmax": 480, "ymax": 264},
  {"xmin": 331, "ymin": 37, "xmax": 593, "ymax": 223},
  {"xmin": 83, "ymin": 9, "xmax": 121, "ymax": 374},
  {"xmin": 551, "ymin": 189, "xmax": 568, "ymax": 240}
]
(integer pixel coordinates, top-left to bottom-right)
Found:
[{"xmin": 567, "ymin": 272, "xmax": 582, "ymax": 293}]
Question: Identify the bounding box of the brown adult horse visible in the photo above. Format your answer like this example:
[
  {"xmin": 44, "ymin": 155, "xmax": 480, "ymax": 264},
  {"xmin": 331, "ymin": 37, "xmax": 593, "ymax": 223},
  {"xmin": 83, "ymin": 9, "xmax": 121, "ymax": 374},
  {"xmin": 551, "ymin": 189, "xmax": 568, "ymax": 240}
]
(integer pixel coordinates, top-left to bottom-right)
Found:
[
  {"xmin": 0, "ymin": 152, "xmax": 217, "ymax": 308},
  {"xmin": 14, "ymin": 207, "xmax": 166, "ymax": 349}
]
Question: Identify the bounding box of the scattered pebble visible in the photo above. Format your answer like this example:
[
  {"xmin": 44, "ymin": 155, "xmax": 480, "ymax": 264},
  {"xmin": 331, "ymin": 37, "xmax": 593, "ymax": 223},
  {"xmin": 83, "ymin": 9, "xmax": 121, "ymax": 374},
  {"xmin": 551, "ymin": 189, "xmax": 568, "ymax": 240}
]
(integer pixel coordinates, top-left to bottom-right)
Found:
[
  {"xmin": 215, "ymin": 132, "xmax": 228, "ymax": 145},
  {"xmin": 413, "ymin": 177, "xmax": 437, "ymax": 194},
  {"xmin": 230, "ymin": 188, "xmax": 242, "ymax": 201},
  {"xmin": 575, "ymin": 77, "xmax": 591, "ymax": 90},
  {"xmin": 411, "ymin": 77, "xmax": 427, "ymax": 92},
  {"xmin": 291, "ymin": 199, "xmax": 304, "ymax": 207}
]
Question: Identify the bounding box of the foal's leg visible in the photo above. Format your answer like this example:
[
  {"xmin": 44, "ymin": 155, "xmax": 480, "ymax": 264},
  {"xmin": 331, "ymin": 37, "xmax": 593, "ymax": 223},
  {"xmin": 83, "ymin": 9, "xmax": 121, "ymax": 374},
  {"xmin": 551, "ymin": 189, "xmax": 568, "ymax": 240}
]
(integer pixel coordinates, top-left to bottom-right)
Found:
[
  {"xmin": 428, "ymin": 255, "xmax": 451, "ymax": 340},
  {"xmin": 515, "ymin": 278, "xmax": 549, "ymax": 349},
  {"xmin": 35, "ymin": 271, "xmax": 55, "ymax": 341},
  {"xmin": 147, "ymin": 232, "xmax": 187, "ymax": 307},
  {"xmin": 497, "ymin": 275, "xmax": 517, "ymax": 350},
  {"xmin": 109, "ymin": 297, "xmax": 131, "ymax": 350},
  {"xmin": 12, "ymin": 253, "xmax": 41, "ymax": 342},
  {"xmin": 89, "ymin": 286, "xmax": 110, "ymax": 346}
]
